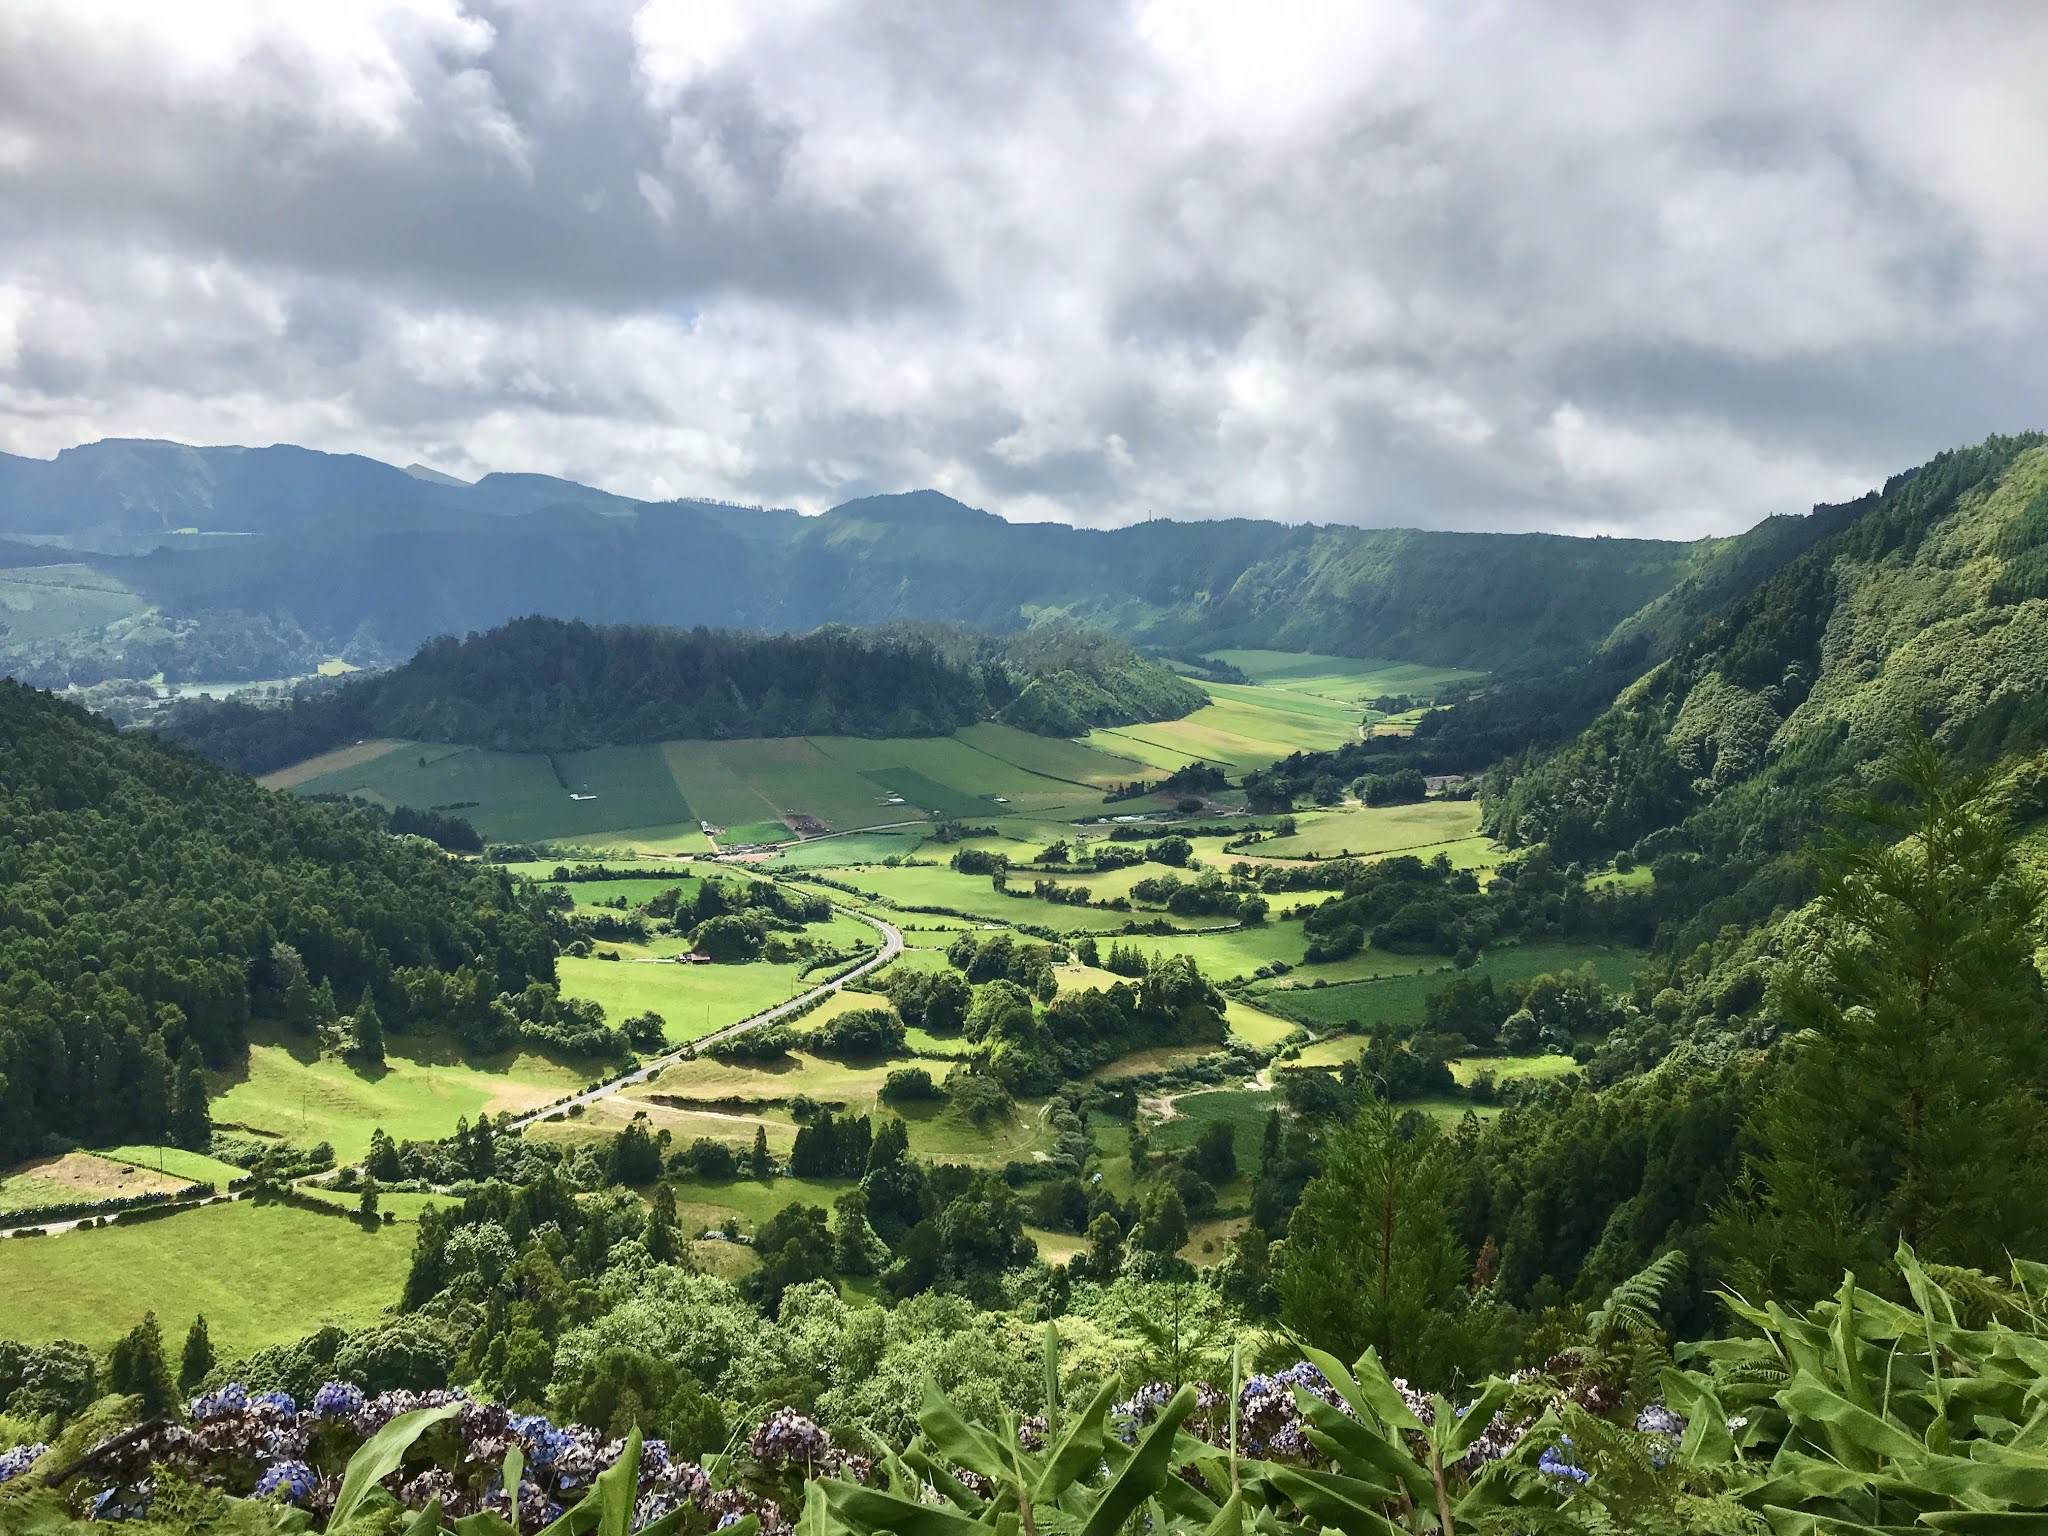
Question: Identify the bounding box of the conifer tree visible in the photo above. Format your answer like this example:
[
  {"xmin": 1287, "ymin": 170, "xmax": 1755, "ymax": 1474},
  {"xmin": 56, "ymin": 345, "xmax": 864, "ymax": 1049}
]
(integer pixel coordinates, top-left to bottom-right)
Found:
[
  {"xmin": 1715, "ymin": 734, "xmax": 2048, "ymax": 1301},
  {"xmin": 178, "ymin": 1314, "xmax": 214, "ymax": 1393},
  {"xmin": 108, "ymin": 1311, "xmax": 177, "ymax": 1417},
  {"xmin": 171, "ymin": 1040, "xmax": 211, "ymax": 1152},
  {"xmin": 749, "ymin": 1124, "xmax": 772, "ymax": 1181},
  {"xmin": 351, "ymin": 986, "xmax": 385, "ymax": 1066},
  {"xmin": 1276, "ymin": 1094, "xmax": 1467, "ymax": 1379},
  {"xmin": 359, "ymin": 1175, "xmax": 380, "ymax": 1221}
]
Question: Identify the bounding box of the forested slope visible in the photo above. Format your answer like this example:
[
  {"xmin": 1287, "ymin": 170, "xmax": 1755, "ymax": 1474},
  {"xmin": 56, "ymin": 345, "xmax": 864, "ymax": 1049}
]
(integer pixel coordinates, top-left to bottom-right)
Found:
[
  {"xmin": 3, "ymin": 438, "xmax": 1847, "ymax": 685},
  {"xmin": 1487, "ymin": 433, "xmax": 2048, "ymax": 917},
  {"xmin": 0, "ymin": 681, "xmax": 557, "ymax": 1162},
  {"xmin": 155, "ymin": 618, "xmax": 1206, "ymax": 774}
]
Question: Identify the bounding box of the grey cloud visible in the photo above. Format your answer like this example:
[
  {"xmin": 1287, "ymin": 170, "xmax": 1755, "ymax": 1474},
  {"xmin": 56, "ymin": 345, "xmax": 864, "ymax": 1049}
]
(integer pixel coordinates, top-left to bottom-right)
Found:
[{"xmin": 1, "ymin": 0, "xmax": 2044, "ymax": 536}]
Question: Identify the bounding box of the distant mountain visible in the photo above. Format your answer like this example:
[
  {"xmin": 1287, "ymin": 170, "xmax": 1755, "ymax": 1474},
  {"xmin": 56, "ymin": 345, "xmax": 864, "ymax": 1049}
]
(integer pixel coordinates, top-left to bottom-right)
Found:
[{"xmin": 0, "ymin": 436, "xmax": 1844, "ymax": 688}]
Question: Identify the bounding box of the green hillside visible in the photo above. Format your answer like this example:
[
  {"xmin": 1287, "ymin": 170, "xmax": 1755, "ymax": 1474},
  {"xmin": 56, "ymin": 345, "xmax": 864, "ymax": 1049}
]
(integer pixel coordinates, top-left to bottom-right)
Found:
[{"xmin": 1488, "ymin": 433, "xmax": 2048, "ymax": 922}]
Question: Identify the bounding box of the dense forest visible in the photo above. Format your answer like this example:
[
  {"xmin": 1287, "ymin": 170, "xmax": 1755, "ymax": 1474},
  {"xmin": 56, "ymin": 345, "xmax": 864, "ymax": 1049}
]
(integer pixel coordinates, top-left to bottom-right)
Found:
[
  {"xmin": 154, "ymin": 618, "xmax": 1205, "ymax": 774},
  {"xmin": 0, "ymin": 682, "xmax": 559, "ymax": 1162}
]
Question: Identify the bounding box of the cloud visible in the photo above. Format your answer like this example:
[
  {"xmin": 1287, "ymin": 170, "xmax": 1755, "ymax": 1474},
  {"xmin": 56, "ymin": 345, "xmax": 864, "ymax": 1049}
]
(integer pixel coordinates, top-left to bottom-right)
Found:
[{"xmin": 0, "ymin": 0, "xmax": 2043, "ymax": 535}]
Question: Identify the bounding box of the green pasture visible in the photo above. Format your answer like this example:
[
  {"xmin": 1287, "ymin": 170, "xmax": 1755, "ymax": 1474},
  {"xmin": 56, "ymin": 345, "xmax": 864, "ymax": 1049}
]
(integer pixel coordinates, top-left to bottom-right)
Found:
[
  {"xmin": 1249, "ymin": 800, "xmax": 1485, "ymax": 859},
  {"xmin": 547, "ymin": 874, "xmax": 704, "ymax": 909},
  {"xmin": 842, "ymin": 864, "xmax": 1207, "ymax": 932},
  {"xmin": 955, "ymin": 723, "xmax": 1150, "ymax": 787},
  {"xmin": 1211, "ymin": 651, "xmax": 1482, "ymax": 703},
  {"xmin": 0, "ymin": 564, "xmax": 149, "ymax": 644},
  {"xmin": 288, "ymin": 741, "xmax": 688, "ymax": 844},
  {"xmin": 0, "ymin": 1198, "xmax": 413, "ymax": 1353},
  {"xmin": 208, "ymin": 1033, "xmax": 588, "ymax": 1161},
  {"xmin": 99, "ymin": 1145, "xmax": 248, "ymax": 1184},
  {"xmin": 1148, "ymin": 1087, "xmax": 1277, "ymax": 1178},
  {"xmin": 767, "ymin": 829, "xmax": 930, "ymax": 868},
  {"xmin": 1260, "ymin": 943, "xmax": 1644, "ymax": 1031},
  {"xmin": 1088, "ymin": 680, "xmax": 1363, "ymax": 778}
]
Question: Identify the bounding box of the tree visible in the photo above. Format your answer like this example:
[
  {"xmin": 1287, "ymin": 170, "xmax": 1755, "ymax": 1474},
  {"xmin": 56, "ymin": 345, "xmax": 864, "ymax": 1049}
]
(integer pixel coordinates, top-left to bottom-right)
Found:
[
  {"xmin": 749, "ymin": 1125, "xmax": 772, "ymax": 1181},
  {"xmin": 366, "ymin": 1127, "xmax": 403, "ymax": 1182},
  {"xmin": 359, "ymin": 1176, "xmax": 380, "ymax": 1221},
  {"xmin": 108, "ymin": 1311, "xmax": 177, "ymax": 1417},
  {"xmin": 1079, "ymin": 1211, "xmax": 1124, "ymax": 1280},
  {"xmin": 1189, "ymin": 1120, "xmax": 1237, "ymax": 1184},
  {"xmin": 171, "ymin": 1039, "xmax": 211, "ymax": 1151},
  {"xmin": 178, "ymin": 1314, "xmax": 214, "ymax": 1392},
  {"xmin": 1716, "ymin": 735, "xmax": 2048, "ymax": 1302},
  {"xmin": 743, "ymin": 1202, "xmax": 835, "ymax": 1313},
  {"xmin": 1276, "ymin": 1096, "xmax": 1468, "ymax": 1379},
  {"xmin": 351, "ymin": 987, "xmax": 385, "ymax": 1067},
  {"xmin": 1138, "ymin": 1184, "xmax": 1189, "ymax": 1255}
]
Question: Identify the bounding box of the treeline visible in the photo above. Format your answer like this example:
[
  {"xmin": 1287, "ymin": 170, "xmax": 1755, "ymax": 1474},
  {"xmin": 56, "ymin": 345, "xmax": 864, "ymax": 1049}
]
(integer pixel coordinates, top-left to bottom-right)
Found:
[
  {"xmin": 0, "ymin": 681, "xmax": 557, "ymax": 1162},
  {"xmin": 156, "ymin": 617, "xmax": 1208, "ymax": 776}
]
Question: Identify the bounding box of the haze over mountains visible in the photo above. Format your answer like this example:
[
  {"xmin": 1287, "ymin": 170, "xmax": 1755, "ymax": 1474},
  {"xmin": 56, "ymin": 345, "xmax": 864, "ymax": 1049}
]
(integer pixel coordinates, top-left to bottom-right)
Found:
[{"xmin": 0, "ymin": 437, "xmax": 1858, "ymax": 686}]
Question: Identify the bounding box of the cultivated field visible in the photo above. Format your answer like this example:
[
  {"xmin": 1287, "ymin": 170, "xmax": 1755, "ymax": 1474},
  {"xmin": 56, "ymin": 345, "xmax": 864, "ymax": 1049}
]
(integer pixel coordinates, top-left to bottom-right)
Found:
[
  {"xmin": 1260, "ymin": 943, "xmax": 1643, "ymax": 1031},
  {"xmin": 0, "ymin": 564, "xmax": 149, "ymax": 644},
  {"xmin": 208, "ymin": 1031, "xmax": 590, "ymax": 1161},
  {"xmin": 0, "ymin": 1198, "xmax": 414, "ymax": 1353},
  {"xmin": 1246, "ymin": 800, "xmax": 1485, "ymax": 859}
]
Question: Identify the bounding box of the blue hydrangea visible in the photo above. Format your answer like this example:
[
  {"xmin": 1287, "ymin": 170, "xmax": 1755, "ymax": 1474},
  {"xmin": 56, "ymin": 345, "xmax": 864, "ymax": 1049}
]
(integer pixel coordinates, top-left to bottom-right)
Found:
[
  {"xmin": 310, "ymin": 1382, "xmax": 365, "ymax": 1419},
  {"xmin": 191, "ymin": 1383, "xmax": 249, "ymax": 1420},
  {"xmin": 1539, "ymin": 1439, "xmax": 1590, "ymax": 1485},
  {"xmin": 250, "ymin": 1390, "xmax": 297, "ymax": 1418},
  {"xmin": 254, "ymin": 1460, "xmax": 318, "ymax": 1505},
  {"xmin": 1635, "ymin": 1404, "xmax": 1685, "ymax": 1438},
  {"xmin": 0, "ymin": 1444, "xmax": 47, "ymax": 1485}
]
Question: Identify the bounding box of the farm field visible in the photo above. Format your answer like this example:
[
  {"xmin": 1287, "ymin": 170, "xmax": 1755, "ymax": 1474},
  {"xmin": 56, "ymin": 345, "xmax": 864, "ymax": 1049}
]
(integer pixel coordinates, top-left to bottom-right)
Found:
[
  {"xmin": 1247, "ymin": 800, "xmax": 1485, "ymax": 859},
  {"xmin": 1087, "ymin": 681, "xmax": 1363, "ymax": 778},
  {"xmin": 0, "ymin": 1198, "xmax": 413, "ymax": 1354},
  {"xmin": 208, "ymin": 1032, "xmax": 590, "ymax": 1161},
  {"xmin": 0, "ymin": 1152, "xmax": 187, "ymax": 1215},
  {"xmin": 0, "ymin": 563, "xmax": 149, "ymax": 643},
  {"xmin": 1210, "ymin": 651, "xmax": 1482, "ymax": 704},
  {"xmin": 1260, "ymin": 943, "xmax": 1644, "ymax": 1031},
  {"xmin": 275, "ymin": 726, "xmax": 1152, "ymax": 848},
  {"xmin": 1147, "ymin": 1086, "xmax": 1279, "ymax": 1175},
  {"xmin": 286, "ymin": 740, "xmax": 690, "ymax": 844},
  {"xmin": 98, "ymin": 1145, "xmax": 249, "ymax": 1184},
  {"xmin": 834, "ymin": 864, "xmax": 1212, "ymax": 932}
]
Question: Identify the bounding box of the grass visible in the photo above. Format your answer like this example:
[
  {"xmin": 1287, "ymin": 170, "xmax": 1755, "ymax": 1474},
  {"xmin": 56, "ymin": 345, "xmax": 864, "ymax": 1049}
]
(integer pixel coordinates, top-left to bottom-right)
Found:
[
  {"xmin": 288, "ymin": 741, "xmax": 689, "ymax": 844},
  {"xmin": 208, "ymin": 1031, "xmax": 589, "ymax": 1161},
  {"xmin": 1210, "ymin": 651, "xmax": 1482, "ymax": 703},
  {"xmin": 836, "ymin": 864, "xmax": 1210, "ymax": 933},
  {"xmin": 767, "ymin": 829, "xmax": 929, "ymax": 868},
  {"xmin": 0, "ymin": 1153, "xmax": 187, "ymax": 1215},
  {"xmin": 1250, "ymin": 800, "xmax": 1485, "ymax": 859},
  {"xmin": 1260, "ymin": 943, "xmax": 1644, "ymax": 1031},
  {"xmin": 0, "ymin": 564, "xmax": 149, "ymax": 643},
  {"xmin": 1147, "ymin": 1087, "xmax": 1279, "ymax": 1178},
  {"xmin": 257, "ymin": 739, "xmax": 408, "ymax": 791},
  {"xmin": 98, "ymin": 1145, "xmax": 249, "ymax": 1184},
  {"xmin": 1086, "ymin": 680, "xmax": 1364, "ymax": 778},
  {"xmin": 0, "ymin": 1198, "xmax": 412, "ymax": 1353},
  {"xmin": 546, "ymin": 875, "xmax": 704, "ymax": 908}
]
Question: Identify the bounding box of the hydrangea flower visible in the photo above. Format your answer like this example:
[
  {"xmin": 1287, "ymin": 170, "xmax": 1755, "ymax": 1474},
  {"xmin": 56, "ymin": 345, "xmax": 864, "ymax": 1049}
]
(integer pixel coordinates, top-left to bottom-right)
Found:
[
  {"xmin": 0, "ymin": 1444, "xmax": 47, "ymax": 1485},
  {"xmin": 250, "ymin": 1391, "xmax": 298, "ymax": 1419},
  {"xmin": 1539, "ymin": 1439, "xmax": 1590, "ymax": 1485},
  {"xmin": 1635, "ymin": 1404, "xmax": 1685, "ymax": 1439},
  {"xmin": 191, "ymin": 1383, "xmax": 249, "ymax": 1420},
  {"xmin": 254, "ymin": 1460, "xmax": 318, "ymax": 1505},
  {"xmin": 749, "ymin": 1407, "xmax": 832, "ymax": 1468},
  {"xmin": 310, "ymin": 1382, "xmax": 365, "ymax": 1420}
]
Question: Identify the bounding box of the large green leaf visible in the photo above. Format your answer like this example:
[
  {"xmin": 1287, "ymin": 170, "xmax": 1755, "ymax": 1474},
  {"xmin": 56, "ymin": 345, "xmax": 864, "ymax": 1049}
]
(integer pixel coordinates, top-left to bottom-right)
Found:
[
  {"xmin": 329, "ymin": 1403, "xmax": 462, "ymax": 1530},
  {"xmin": 1077, "ymin": 1384, "xmax": 1198, "ymax": 1536},
  {"xmin": 1247, "ymin": 1466, "xmax": 1402, "ymax": 1536},
  {"xmin": 917, "ymin": 1377, "xmax": 1020, "ymax": 1484},
  {"xmin": 811, "ymin": 1478, "xmax": 993, "ymax": 1536},
  {"xmin": 1032, "ymin": 1378, "xmax": 1119, "ymax": 1505},
  {"xmin": 1779, "ymin": 1374, "xmax": 1926, "ymax": 1468}
]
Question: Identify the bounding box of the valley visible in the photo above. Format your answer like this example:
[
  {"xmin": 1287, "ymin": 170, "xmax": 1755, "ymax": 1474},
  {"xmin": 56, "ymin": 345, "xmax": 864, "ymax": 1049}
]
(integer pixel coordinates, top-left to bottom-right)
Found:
[{"xmin": 7, "ymin": 436, "xmax": 2048, "ymax": 1535}]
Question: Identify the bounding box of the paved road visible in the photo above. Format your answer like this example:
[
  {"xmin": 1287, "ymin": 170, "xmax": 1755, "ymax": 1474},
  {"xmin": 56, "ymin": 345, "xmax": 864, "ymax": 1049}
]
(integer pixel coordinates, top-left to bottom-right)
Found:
[
  {"xmin": 507, "ymin": 904, "xmax": 901, "ymax": 1129},
  {"xmin": 0, "ymin": 905, "xmax": 903, "ymax": 1240}
]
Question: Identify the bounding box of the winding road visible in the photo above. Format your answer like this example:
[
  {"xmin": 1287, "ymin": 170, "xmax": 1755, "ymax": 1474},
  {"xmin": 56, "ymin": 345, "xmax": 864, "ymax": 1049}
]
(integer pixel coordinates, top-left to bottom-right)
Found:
[
  {"xmin": 505, "ymin": 904, "xmax": 903, "ymax": 1130},
  {"xmin": 0, "ymin": 905, "xmax": 904, "ymax": 1241}
]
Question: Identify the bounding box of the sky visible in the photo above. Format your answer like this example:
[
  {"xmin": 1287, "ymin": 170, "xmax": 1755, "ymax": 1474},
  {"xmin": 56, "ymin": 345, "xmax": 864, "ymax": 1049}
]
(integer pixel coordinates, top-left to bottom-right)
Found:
[{"xmin": 2, "ymin": 1, "xmax": 2045, "ymax": 537}]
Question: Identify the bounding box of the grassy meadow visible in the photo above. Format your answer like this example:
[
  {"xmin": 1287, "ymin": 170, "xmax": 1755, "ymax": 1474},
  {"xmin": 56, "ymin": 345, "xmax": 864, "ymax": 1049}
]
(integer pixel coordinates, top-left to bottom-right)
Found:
[
  {"xmin": 1260, "ymin": 943, "xmax": 1643, "ymax": 1031},
  {"xmin": 207, "ymin": 1031, "xmax": 590, "ymax": 1161},
  {"xmin": 0, "ymin": 1198, "xmax": 414, "ymax": 1353}
]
